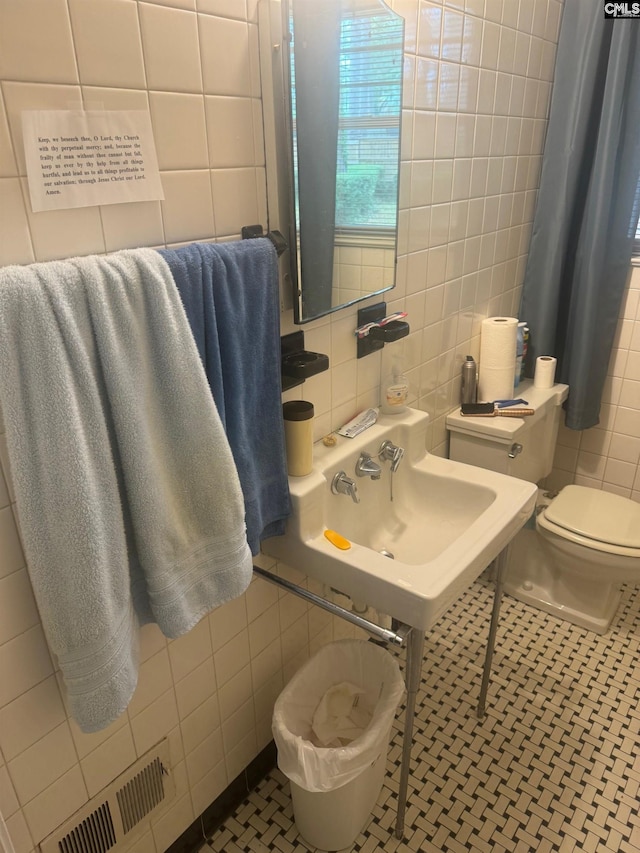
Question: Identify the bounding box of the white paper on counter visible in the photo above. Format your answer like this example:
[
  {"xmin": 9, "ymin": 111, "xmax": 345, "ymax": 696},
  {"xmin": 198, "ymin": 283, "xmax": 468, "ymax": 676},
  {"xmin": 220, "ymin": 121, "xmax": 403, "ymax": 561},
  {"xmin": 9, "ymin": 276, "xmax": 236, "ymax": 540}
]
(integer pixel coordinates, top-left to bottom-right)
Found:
[{"xmin": 22, "ymin": 110, "xmax": 164, "ymax": 212}]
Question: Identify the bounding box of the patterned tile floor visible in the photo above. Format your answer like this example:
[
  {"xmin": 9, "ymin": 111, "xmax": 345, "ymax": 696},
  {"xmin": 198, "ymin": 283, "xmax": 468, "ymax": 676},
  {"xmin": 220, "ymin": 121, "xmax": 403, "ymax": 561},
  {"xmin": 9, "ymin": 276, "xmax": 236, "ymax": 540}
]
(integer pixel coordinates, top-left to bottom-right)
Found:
[{"xmin": 204, "ymin": 578, "xmax": 640, "ymax": 852}]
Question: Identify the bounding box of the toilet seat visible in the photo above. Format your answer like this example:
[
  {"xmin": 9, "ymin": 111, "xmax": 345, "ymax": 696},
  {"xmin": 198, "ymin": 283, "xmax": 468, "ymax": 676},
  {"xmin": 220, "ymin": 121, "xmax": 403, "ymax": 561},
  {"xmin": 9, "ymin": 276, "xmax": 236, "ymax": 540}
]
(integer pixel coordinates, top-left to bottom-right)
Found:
[{"xmin": 538, "ymin": 485, "xmax": 640, "ymax": 557}]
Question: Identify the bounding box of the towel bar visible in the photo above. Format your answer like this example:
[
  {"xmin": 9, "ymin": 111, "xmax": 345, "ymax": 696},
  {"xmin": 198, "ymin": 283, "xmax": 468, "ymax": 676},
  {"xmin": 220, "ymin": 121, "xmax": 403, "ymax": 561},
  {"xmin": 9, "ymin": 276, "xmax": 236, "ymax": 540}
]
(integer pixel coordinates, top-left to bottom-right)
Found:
[
  {"xmin": 241, "ymin": 224, "xmax": 288, "ymax": 256},
  {"xmin": 252, "ymin": 566, "xmax": 408, "ymax": 647}
]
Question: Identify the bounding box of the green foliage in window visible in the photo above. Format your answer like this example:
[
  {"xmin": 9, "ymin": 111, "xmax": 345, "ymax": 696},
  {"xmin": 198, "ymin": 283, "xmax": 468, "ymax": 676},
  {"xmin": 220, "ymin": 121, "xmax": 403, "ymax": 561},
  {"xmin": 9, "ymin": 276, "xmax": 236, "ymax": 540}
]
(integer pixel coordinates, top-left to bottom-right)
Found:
[{"xmin": 335, "ymin": 164, "xmax": 382, "ymax": 226}]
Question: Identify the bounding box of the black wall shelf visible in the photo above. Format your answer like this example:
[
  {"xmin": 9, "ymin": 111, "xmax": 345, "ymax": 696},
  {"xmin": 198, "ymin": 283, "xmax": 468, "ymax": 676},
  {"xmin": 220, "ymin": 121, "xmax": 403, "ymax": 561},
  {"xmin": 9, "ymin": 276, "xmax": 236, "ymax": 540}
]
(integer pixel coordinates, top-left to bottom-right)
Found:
[{"xmin": 281, "ymin": 330, "xmax": 329, "ymax": 391}]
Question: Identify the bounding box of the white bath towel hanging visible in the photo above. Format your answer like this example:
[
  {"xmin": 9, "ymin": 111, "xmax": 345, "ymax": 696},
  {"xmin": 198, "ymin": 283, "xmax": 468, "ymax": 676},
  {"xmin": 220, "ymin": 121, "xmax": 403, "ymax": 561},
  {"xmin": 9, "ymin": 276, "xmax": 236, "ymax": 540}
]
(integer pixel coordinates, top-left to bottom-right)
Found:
[{"xmin": 0, "ymin": 248, "xmax": 253, "ymax": 733}]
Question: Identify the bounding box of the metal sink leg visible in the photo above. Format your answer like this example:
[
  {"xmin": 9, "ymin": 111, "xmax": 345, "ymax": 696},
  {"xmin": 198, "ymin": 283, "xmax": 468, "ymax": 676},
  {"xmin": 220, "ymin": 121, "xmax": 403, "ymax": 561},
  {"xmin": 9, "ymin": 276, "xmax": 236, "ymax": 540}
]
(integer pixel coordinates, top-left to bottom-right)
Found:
[
  {"xmin": 394, "ymin": 548, "xmax": 508, "ymax": 840},
  {"xmin": 394, "ymin": 626, "xmax": 425, "ymax": 840},
  {"xmin": 477, "ymin": 546, "xmax": 508, "ymax": 719}
]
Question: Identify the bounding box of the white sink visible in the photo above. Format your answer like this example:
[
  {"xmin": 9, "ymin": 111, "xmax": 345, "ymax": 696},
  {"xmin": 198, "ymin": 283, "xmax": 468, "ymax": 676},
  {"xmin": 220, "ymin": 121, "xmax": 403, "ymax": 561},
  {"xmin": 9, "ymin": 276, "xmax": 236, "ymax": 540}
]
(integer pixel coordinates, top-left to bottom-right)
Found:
[{"xmin": 263, "ymin": 408, "xmax": 536, "ymax": 631}]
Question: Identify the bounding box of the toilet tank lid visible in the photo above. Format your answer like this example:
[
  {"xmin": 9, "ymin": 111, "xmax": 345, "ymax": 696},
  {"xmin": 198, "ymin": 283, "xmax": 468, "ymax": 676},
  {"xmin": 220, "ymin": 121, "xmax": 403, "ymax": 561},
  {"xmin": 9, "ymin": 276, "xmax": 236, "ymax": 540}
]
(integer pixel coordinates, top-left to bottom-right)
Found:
[
  {"xmin": 446, "ymin": 380, "xmax": 568, "ymax": 441},
  {"xmin": 544, "ymin": 485, "xmax": 640, "ymax": 548}
]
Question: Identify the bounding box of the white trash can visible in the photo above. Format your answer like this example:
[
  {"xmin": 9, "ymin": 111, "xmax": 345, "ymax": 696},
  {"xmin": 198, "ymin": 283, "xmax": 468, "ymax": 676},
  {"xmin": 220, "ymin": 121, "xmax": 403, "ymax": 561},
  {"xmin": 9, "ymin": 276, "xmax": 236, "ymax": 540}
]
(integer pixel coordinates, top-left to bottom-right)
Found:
[{"xmin": 272, "ymin": 639, "xmax": 405, "ymax": 851}]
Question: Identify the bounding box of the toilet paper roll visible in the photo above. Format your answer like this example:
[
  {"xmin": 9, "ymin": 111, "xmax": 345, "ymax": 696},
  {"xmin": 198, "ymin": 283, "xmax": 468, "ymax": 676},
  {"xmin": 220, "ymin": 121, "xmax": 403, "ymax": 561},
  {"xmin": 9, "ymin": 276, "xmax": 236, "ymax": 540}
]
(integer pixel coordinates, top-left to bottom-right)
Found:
[
  {"xmin": 478, "ymin": 317, "xmax": 518, "ymax": 401},
  {"xmin": 533, "ymin": 355, "xmax": 557, "ymax": 389}
]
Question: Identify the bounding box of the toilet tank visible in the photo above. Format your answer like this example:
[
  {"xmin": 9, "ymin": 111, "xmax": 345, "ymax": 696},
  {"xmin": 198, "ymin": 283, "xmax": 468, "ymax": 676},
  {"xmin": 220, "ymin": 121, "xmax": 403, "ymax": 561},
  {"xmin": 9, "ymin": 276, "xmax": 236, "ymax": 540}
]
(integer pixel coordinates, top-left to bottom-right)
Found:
[{"xmin": 446, "ymin": 381, "xmax": 569, "ymax": 483}]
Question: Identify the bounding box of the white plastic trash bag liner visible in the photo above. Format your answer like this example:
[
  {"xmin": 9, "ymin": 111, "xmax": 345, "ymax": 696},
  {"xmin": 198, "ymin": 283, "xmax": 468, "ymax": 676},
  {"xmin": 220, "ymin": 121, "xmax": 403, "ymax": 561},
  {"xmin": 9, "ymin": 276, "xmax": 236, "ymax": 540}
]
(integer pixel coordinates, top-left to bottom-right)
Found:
[
  {"xmin": 311, "ymin": 681, "xmax": 369, "ymax": 746},
  {"xmin": 272, "ymin": 639, "xmax": 405, "ymax": 793}
]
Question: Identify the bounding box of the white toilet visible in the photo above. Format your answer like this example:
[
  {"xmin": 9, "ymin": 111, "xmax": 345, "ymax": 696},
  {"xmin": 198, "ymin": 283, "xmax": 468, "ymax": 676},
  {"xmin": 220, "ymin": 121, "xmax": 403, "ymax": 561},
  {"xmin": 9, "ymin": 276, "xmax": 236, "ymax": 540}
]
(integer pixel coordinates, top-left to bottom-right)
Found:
[{"xmin": 446, "ymin": 381, "xmax": 640, "ymax": 634}]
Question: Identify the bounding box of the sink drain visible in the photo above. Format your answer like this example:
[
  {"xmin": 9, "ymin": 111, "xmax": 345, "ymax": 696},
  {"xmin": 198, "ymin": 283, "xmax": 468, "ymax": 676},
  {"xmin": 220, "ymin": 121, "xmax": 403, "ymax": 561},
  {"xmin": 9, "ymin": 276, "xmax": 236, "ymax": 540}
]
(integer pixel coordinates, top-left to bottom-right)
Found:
[{"xmin": 379, "ymin": 549, "xmax": 394, "ymax": 559}]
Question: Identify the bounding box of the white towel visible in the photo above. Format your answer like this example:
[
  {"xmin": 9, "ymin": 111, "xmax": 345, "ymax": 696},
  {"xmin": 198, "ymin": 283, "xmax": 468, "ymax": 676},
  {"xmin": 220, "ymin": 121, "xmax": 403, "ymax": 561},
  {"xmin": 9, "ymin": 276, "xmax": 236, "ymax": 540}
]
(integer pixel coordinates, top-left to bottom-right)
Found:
[{"xmin": 0, "ymin": 249, "xmax": 253, "ymax": 732}]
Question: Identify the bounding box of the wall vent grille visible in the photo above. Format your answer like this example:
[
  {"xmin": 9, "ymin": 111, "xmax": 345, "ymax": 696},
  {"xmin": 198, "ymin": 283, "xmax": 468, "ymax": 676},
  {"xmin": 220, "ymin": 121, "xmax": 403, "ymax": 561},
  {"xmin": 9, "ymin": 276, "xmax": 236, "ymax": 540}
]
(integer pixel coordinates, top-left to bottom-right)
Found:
[
  {"xmin": 116, "ymin": 757, "xmax": 165, "ymax": 834},
  {"xmin": 58, "ymin": 803, "xmax": 116, "ymax": 853},
  {"xmin": 39, "ymin": 740, "xmax": 174, "ymax": 853}
]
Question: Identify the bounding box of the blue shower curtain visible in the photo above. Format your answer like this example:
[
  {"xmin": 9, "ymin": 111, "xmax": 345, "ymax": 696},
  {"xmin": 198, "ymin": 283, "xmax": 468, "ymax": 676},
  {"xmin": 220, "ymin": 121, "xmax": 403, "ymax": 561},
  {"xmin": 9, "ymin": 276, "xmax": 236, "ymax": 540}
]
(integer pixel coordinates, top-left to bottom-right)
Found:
[{"xmin": 520, "ymin": 0, "xmax": 640, "ymax": 430}]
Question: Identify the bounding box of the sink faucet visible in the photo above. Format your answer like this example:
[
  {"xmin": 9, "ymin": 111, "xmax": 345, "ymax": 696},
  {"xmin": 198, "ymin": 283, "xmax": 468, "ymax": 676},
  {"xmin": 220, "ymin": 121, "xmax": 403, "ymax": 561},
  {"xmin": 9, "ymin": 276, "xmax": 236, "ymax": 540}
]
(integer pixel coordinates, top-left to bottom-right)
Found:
[
  {"xmin": 378, "ymin": 440, "xmax": 404, "ymax": 472},
  {"xmin": 331, "ymin": 471, "xmax": 360, "ymax": 503},
  {"xmin": 355, "ymin": 451, "xmax": 382, "ymax": 480}
]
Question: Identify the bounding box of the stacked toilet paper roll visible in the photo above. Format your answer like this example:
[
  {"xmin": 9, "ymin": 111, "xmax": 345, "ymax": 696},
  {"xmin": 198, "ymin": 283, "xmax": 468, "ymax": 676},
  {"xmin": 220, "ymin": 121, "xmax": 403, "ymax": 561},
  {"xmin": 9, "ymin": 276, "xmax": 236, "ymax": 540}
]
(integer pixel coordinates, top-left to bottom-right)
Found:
[{"xmin": 478, "ymin": 317, "xmax": 518, "ymax": 402}]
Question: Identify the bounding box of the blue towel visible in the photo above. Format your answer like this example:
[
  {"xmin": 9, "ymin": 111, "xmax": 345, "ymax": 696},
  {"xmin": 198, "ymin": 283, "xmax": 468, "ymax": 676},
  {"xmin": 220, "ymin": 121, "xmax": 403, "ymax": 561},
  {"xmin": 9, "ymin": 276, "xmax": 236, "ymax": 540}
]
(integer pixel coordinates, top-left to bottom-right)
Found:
[
  {"xmin": 160, "ymin": 239, "xmax": 291, "ymax": 554},
  {"xmin": 0, "ymin": 249, "xmax": 253, "ymax": 732}
]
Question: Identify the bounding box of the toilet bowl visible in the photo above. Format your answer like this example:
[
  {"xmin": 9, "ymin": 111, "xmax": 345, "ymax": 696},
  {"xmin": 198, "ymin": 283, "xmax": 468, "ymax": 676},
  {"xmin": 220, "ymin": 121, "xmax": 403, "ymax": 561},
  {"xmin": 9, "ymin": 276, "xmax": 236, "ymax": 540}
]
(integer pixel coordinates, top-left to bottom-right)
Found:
[
  {"xmin": 506, "ymin": 485, "xmax": 640, "ymax": 633},
  {"xmin": 446, "ymin": 381, "xmax": 640, "ymax": 633},
  {"xmin": 537, "ymin": 485, "xmax": 640, "ymax": 583}
]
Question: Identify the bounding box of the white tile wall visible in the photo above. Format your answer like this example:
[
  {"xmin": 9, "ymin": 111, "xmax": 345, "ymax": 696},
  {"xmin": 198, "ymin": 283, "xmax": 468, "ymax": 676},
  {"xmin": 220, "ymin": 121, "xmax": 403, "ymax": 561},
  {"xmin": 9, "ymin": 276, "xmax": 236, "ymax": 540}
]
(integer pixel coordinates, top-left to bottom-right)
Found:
[{"xmin": 5, "ymin": 0, "xmax": 622, "ymax": 851}]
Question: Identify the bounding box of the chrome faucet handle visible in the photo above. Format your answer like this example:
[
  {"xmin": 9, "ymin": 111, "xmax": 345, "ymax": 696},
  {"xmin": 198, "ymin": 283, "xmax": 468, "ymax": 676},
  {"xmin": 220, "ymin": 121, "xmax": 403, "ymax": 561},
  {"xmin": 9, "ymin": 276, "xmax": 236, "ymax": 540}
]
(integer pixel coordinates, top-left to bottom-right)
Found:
[
  {"xmin": 378, "ymin": 440, "xmax": 404, "ymax": 473},
  {"xmin": 331, "ymin": 471, "xmax": 360, "ymax": 503},
  {"xmin": 355, "ymin": 451, "xmax": 382, "ymax": 480}
]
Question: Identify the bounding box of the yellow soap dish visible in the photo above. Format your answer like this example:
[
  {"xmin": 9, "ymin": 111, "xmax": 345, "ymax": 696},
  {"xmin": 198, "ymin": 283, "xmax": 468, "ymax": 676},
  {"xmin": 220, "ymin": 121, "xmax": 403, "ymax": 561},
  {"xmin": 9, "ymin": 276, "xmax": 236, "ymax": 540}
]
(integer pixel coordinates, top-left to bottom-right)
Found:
[{"xmin": 324, "ymin": 529, "xmax": 351, "ymax": 550}]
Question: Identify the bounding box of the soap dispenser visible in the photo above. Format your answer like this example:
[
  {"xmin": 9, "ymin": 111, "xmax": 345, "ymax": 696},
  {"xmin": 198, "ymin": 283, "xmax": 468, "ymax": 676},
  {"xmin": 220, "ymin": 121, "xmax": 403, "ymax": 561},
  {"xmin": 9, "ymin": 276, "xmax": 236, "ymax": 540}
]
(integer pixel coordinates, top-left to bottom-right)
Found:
[{"xmin": 381, "ymin": 357, "xmax": 409, "ymax": 414}]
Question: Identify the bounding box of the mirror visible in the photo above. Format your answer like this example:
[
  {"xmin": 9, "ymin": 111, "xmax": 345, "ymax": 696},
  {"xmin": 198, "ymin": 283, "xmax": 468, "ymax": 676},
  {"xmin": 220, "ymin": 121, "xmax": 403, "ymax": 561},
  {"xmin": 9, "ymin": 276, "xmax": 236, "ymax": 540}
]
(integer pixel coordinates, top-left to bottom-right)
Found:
[{"xmin": 259, "ymin": 0, "xmax": 404, "ymax": 324}]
